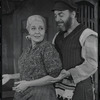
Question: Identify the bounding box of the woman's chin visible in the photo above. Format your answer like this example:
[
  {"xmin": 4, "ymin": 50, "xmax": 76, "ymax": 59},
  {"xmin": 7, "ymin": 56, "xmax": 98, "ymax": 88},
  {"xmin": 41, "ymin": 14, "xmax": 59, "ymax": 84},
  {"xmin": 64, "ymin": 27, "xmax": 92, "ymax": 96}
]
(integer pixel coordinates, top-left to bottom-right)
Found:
[{"xmin": 33, "ymin": 39, "xmax": 44, "ymax": 43}]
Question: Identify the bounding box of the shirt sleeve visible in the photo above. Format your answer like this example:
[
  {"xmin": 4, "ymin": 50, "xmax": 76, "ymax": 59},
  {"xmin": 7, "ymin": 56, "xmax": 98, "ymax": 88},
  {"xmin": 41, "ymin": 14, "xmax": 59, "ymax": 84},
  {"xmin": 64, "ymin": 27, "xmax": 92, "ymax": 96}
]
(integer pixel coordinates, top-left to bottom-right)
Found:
[
  {"xmin": 43, "ymin": 42, "xmax": 62, "ymax": 78},
  {"xmin": 69, "ymin": 29, "xmax": 98, "ymax": 84}
]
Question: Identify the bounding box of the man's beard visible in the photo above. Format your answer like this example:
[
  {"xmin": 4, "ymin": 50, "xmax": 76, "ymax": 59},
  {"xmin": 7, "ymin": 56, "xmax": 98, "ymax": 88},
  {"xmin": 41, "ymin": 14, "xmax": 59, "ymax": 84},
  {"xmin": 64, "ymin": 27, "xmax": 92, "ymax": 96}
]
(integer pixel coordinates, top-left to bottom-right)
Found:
[{"xmin": 57, "ymin": 16, "xmax": 72, "ymax": 32}]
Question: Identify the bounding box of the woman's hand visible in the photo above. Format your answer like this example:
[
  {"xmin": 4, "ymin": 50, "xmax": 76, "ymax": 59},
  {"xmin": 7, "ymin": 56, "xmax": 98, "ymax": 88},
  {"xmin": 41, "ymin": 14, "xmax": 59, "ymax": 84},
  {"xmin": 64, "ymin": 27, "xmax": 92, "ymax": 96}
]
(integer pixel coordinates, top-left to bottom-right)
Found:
[
  {"xmin": 13, "ymin": 80, "xmax": 29, "ymax": 92},
  {"xmin": 2, "ymin": 74, "xmax": 12, "ymax": 85}
]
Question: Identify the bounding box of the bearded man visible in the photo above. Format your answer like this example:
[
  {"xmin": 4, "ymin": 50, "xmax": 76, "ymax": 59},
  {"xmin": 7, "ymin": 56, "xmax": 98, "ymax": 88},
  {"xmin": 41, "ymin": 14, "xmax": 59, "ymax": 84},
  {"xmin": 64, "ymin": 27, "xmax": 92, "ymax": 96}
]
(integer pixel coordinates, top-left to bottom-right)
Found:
[{"xmin": 52, "ymin": 0, "xmax": 98, "ymax": 100}]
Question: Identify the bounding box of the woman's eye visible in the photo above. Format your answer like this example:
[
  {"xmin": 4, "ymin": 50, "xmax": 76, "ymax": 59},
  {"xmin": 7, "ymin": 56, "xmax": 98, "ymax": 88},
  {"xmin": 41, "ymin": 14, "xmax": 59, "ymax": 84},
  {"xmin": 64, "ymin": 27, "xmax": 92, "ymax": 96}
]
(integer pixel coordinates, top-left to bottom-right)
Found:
[
  {"xmin": 31, "ymin": 27, "xmax": 36, "ymax": 30},
  {"xmin": 39, "ymin": 27, "xmax": 44, "ymax": 30}
]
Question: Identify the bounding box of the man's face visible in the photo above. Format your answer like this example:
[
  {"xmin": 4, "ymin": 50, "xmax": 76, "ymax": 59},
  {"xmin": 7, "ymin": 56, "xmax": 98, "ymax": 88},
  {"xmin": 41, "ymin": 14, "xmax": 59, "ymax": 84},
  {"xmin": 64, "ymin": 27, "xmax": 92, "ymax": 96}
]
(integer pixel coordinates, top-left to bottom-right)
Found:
[{"xmin": 54, "ymin": 10, "xmax": 72, "ymax": 31}]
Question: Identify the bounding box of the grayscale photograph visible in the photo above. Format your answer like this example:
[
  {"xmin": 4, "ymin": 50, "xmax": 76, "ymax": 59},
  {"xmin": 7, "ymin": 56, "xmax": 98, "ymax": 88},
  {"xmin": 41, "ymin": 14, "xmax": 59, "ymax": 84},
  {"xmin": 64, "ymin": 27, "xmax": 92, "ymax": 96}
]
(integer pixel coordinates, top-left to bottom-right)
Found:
[{"xmin": 2, "ymin": 0, "xmax": 98, "ymax": 100}]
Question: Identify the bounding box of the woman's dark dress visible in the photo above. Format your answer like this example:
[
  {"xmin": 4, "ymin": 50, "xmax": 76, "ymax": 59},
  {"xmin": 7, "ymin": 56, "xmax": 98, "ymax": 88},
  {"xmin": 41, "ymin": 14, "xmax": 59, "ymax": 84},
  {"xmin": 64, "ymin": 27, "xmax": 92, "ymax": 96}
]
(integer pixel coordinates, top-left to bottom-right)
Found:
[{"xmin": 13, "ymin": 41, "xmax": 62, "ymax": 100}]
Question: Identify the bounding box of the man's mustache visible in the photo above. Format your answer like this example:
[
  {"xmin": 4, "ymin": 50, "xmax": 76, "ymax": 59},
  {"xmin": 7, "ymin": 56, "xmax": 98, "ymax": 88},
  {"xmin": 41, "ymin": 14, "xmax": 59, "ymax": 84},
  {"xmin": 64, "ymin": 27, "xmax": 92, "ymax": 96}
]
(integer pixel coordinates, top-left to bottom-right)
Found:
[{"xmin": 56, "ymin": 21, "xmax": 64, "ymax": 25}]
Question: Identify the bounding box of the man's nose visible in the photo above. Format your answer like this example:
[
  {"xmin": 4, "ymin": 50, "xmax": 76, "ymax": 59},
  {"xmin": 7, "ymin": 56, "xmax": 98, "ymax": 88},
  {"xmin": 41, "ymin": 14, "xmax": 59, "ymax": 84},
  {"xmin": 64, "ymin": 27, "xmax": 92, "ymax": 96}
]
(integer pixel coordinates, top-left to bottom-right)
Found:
[{"xmin": 55, "ymin": 16, "xmax": 60, "ymax": 22}]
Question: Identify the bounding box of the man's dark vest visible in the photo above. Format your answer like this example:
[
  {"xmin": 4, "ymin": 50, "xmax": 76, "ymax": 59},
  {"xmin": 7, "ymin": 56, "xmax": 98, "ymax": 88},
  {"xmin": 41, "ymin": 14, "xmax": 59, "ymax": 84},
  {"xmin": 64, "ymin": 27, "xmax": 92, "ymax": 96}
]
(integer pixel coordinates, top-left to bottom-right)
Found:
[{"xmin": 55, "ymin": 24, "xmax": 86, "ymax": 70}]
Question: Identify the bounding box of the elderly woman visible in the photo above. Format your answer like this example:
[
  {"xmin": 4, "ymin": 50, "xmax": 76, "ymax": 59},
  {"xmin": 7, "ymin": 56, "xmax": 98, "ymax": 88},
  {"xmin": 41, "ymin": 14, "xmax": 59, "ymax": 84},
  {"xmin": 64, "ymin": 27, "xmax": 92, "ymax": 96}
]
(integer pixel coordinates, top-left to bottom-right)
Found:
[{"xmin": 2, "ymin": 15, "xmax": 65, "ymax": 100}]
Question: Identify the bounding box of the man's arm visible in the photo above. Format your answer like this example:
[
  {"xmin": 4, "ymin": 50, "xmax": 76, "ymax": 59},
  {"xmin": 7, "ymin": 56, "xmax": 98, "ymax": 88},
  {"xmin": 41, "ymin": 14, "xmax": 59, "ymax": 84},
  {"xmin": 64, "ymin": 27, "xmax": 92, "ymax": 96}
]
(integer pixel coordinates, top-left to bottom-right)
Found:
[{"xmin": 68, "ymin": 35, "xmax": 98, "ymax": 84}]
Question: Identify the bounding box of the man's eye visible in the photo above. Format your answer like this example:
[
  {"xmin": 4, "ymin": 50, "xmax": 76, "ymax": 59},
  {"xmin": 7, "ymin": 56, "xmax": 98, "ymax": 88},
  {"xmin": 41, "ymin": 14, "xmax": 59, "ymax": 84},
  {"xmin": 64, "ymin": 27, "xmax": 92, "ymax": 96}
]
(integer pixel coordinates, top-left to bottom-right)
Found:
[{"xmin": 59, "ymin": 13, "xmax": 64, "ymax": 17}]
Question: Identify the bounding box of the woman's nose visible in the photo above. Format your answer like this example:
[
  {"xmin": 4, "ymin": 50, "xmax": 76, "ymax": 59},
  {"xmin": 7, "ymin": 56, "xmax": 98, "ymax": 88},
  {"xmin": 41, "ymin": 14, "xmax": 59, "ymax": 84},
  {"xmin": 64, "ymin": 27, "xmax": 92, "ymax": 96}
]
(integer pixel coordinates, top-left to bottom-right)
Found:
[{"xmin": 35, "ymin": 29, "xmax": 40, "ymax": 33}]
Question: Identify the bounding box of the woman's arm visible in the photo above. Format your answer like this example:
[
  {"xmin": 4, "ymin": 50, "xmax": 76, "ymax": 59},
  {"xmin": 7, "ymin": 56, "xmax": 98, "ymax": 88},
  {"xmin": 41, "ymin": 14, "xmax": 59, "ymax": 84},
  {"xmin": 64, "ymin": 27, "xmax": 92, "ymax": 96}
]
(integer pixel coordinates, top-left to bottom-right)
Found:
[
  {"xmin": 13, "ymin": 69, "xmax": 69, "ymax": 93},
  {"xmin": 27, "ymin": 73, "xmax": 67, "ymax": 86},
  {"xmin": 27, "ymin": 70, "xmax": 69, "ymax": 86},
  {"xmin": 13, "ymin": 72, "xmax": 67, "ymax": 92},
  {"xmin": 28, "ymin": 76, "xmax": 57, "ymax": 86},
  {"xmin": 15, "ymin": 75, "xmax": 59, "ymax": 87}
]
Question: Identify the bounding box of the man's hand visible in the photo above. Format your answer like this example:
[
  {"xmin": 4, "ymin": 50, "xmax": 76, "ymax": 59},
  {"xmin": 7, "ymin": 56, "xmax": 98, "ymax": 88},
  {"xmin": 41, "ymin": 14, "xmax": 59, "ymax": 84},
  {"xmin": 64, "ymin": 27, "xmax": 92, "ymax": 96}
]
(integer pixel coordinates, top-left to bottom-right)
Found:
[
  {"xmin": 55, "ymin": 69, "xmax": 71, "ymax": 81},
  {"xmin": 60, "ymin": 69, "xmax": 71, "ymax": 77}
]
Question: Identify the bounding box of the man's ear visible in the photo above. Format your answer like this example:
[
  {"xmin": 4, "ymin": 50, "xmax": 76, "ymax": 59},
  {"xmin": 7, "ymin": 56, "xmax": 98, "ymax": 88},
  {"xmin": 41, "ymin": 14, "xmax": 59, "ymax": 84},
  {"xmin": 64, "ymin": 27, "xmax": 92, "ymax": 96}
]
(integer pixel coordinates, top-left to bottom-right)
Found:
[{"xmin": 71, "ymin": 11, "xmax": 76, "ymax": 18}]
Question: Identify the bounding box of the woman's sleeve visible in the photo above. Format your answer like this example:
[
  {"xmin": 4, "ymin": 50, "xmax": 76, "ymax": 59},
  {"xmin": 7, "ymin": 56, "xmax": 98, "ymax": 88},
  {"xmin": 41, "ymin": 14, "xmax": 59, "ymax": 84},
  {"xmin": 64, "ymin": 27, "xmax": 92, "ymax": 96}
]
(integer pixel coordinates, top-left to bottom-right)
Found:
[{"xmin": 43, "ymin": 43, "xmax": 62, "ymax": 78}]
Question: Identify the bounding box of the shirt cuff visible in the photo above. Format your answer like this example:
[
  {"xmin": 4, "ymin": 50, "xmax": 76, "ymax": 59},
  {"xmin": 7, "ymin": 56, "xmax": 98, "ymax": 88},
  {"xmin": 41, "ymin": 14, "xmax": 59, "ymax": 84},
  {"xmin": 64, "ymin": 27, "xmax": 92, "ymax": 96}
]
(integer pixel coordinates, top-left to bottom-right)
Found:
[{"xmin": 69, "ymin": 68, "xmax": 81, "ymax": 84}]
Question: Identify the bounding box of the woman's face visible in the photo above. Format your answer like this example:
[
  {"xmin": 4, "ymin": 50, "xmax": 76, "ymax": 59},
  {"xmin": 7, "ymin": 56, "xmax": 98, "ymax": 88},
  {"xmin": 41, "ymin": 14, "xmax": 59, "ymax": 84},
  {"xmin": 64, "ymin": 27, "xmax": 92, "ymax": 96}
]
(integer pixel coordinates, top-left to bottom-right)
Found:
[{"xmin": 28, "ymin": 20, "xmax": 45, "ymax": 43}]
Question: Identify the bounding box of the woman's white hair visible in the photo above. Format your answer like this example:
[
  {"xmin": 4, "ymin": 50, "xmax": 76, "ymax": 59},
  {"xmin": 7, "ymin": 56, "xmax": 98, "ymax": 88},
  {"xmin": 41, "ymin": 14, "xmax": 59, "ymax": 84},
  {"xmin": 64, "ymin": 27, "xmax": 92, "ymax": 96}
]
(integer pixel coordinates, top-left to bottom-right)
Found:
[{"xmin": 26, "ymin": 15, "xmax": 46, "ymax": 31}]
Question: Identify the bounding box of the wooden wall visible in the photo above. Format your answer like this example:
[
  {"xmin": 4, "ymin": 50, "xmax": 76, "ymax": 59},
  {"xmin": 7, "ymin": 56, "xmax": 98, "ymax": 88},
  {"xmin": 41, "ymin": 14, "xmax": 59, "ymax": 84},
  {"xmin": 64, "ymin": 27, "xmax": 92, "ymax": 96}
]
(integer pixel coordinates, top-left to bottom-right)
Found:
[{"xmin": 2, "ymin": 14, "xmax": 14, "ymax": 91}]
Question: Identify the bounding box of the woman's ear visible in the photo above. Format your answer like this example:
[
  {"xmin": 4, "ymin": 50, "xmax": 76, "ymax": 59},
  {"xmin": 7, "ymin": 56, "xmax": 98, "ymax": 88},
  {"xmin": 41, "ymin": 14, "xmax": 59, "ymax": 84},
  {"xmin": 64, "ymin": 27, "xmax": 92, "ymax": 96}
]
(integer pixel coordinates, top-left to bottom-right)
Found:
[{"xmin": 26, "ymin": 35, "xmax": 31, "ymax": 40}]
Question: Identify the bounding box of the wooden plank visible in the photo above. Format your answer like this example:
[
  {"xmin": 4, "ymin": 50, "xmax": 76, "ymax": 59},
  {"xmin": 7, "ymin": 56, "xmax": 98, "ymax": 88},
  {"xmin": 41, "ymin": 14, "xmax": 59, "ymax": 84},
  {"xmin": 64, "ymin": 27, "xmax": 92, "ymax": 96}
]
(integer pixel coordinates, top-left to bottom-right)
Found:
[
  {"xmin": 94, "ymin": 3, "xmax": 98, "ymax": 32},
  {"xmin": 91, "ymin": 7, "xmax": 94, "ymax": 30},
  {"xmin": 85, "ymin": 5, "xmax": 87, "ymax": 27},
  {"xmin": 81, "ymin": 5, "xmax": 83, "ymax": 24},
  {"xmin": 78, "ymin": 6, "xmax": 81, "ymax": 22},
  {"xmin": 88, "ymin": 6, "xmax": 90, "ymax": 28}
]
